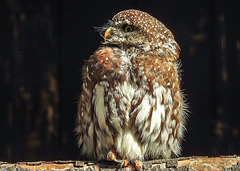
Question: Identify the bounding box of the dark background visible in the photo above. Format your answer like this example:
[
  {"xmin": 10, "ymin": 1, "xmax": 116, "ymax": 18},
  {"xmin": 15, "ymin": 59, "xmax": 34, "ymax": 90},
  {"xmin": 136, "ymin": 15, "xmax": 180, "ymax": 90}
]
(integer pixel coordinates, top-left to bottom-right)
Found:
[{"xmin": 0, "ymin": 0, "xmax": 240, "ymax": 162}]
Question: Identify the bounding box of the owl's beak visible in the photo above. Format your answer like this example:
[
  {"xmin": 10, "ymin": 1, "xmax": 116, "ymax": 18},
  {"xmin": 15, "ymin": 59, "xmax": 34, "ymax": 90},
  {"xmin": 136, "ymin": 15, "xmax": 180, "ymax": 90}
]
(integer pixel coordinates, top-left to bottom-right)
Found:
[{"xmin": 104, "ymin": 27, "xmax": 112, "ymax": 41}]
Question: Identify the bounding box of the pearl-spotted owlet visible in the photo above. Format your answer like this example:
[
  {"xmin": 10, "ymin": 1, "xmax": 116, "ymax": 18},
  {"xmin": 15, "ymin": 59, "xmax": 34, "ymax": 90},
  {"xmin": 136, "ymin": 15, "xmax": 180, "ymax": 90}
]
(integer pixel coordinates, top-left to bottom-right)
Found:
[{"xmin": 75, "ymin": 9, "xmax": 187, "ymax": 170}]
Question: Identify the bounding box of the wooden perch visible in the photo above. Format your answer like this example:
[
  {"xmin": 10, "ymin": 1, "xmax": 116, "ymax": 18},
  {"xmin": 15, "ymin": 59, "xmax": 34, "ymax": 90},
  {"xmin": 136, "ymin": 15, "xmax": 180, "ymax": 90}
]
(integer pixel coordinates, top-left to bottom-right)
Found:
[{"xmin": 0, "ymin": 156, "xmax": 240, "ymax": 171}]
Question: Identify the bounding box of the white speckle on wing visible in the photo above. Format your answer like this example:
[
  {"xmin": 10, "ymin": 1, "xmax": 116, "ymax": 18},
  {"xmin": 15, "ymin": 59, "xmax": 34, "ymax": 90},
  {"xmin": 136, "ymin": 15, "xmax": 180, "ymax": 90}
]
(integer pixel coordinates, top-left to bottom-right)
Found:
[
  {"xmin": 150, "ymin": 86, "xmax": 165, "ymax": 133},
  {"xmin": 93, "ymin": 83, "xmax": 108, "ymax": 130}
]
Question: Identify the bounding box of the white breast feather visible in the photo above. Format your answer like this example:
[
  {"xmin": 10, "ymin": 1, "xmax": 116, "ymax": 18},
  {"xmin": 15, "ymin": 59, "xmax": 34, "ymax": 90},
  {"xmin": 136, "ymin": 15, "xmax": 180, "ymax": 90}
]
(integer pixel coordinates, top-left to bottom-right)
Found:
[
  {"xmin": 122, "ymin": 80, "xmax": 136, "ymax": 122},
  {"xmin": 115, "ymin": 79, "xmax": 144, "ymax": 160},
  {"xmin": 135, "ymin": 94, "xmax": 152, "ymax": 125}
]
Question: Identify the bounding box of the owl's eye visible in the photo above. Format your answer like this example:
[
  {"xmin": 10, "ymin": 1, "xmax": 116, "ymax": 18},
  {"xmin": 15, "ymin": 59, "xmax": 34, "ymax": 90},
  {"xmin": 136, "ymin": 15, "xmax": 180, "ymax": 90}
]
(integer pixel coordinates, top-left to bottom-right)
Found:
[{"xmin": 122, "ymin": 24, "xmax": 133, "ymax": 32}]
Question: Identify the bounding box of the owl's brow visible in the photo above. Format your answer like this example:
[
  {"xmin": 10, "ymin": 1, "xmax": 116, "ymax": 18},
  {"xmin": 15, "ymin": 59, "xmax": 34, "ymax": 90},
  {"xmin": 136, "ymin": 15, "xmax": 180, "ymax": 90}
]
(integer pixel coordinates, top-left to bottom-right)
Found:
[{"xmin": 114, "ymin": 19, "xmax": 131, "ymax": 26}]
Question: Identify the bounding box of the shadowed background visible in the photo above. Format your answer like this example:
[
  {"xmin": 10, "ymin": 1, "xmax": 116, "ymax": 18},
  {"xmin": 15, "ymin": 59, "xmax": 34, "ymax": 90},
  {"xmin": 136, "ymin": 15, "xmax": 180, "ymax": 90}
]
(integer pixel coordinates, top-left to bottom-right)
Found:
[{"xmin": 0, "ymin": 0, "xmax": 239, "ymax": 162}]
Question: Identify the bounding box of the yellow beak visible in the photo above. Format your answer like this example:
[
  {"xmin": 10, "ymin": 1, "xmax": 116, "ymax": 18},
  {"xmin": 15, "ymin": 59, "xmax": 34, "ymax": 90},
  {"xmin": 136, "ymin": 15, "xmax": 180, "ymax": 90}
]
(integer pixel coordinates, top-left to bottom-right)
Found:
[{"xmin": 104, "ymin": 27, "xmax": 112, "ymax": 41}]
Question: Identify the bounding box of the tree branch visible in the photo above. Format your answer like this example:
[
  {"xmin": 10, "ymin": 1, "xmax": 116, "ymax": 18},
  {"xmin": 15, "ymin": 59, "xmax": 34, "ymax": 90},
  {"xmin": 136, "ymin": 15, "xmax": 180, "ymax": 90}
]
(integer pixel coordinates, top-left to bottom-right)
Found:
[{"xmin": 0, "ymin": 156, "xmax": 240, "ymax": 170}]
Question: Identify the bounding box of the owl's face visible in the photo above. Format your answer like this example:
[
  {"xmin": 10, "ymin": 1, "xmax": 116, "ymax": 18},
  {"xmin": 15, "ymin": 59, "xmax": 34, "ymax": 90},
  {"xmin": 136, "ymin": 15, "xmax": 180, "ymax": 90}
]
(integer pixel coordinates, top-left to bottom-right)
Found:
[
  {"xmin": 102, "ymin": 9, "xmax": 180, "ymax": 58},
  {"xmin": 103, "ymin": 20, "xmax": 146, "ymax": 46}
]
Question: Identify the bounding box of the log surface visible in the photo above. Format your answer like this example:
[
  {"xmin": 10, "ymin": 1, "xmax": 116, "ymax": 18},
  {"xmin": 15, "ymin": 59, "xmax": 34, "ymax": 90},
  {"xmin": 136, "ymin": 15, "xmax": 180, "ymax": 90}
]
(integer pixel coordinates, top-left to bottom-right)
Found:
[{"xmin": 0, "ymin": 156, "xmax": 240, "ymax": 171}]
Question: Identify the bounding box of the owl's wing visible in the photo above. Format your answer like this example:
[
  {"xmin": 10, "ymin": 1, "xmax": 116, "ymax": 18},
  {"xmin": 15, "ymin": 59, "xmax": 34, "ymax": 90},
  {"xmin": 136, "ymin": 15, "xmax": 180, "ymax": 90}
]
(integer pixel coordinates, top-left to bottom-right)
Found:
[
  {"xmin": 76, "ymin": 47, "xmax": 120, "ymax": 159},
  {"xmin": 75, "ymin": 64, "xmax": 97, "ymax": 158}
]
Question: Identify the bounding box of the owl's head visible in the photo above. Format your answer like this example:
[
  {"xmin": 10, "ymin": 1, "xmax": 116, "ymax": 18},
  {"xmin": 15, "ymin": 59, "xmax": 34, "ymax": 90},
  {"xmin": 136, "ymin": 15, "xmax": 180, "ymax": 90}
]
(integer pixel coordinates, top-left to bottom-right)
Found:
[{"xmin": 102, "ymin": 9, "xmax": 180, "ymax": 59}]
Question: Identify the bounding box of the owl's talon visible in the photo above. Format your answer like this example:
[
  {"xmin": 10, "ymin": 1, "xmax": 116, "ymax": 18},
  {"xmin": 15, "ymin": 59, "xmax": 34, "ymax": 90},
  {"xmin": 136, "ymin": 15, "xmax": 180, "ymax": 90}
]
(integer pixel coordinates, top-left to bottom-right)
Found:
[
  {"xmin": 121, "ymin": 159, "xmax": 129, "ymax": 167},
  {"xmin": 107, "ymin": 150, "xmax": 120, "ymax": 162},
  {"xmin": 132, "ymin": 160, "xmax": 143, "ymax": 171}
]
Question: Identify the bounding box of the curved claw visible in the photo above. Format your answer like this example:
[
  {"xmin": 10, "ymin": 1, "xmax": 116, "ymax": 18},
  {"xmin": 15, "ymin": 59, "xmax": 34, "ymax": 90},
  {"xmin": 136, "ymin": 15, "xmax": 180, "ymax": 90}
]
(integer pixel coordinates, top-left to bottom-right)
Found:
[
  {"xmin": 118, "ymin": 159, "xmax": 128, "ymax": 171},
  {"xmin": 132, "ymin": 160, "xmax": 143, "ymax": 171},
  {"xmin": 121, "ymin": 159, "xmax": 129, "ymax": 167},
  {"xmin": 107, "ymin": 150, "xmax": 120, "ymax": 162}
]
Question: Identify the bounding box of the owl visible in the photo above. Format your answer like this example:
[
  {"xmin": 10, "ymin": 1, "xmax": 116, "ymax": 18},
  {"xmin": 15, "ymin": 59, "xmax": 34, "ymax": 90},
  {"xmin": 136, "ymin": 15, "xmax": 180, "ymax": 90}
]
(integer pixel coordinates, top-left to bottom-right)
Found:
[{"xmin": 75, "ymin": 9, "xmax": 187, "ymax": 170}]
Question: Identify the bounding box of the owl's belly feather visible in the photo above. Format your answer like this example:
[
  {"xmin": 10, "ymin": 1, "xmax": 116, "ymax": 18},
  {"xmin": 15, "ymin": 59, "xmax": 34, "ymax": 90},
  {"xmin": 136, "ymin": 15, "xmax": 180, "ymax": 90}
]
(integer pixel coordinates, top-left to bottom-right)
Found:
[
  {"xmin": 116, "ymin": 130, "xmax": 144, "ymax": 160},
  {"xmin": 90, "ymin": 73, "xmax": 183, "ymax": 160},
  {"xmin": 112, "ymin": 81, "xmax": 180, "ymax": 160},
  {"xmin": 112, "ymin": 79, "xmax": 145, "ymax": 160}
]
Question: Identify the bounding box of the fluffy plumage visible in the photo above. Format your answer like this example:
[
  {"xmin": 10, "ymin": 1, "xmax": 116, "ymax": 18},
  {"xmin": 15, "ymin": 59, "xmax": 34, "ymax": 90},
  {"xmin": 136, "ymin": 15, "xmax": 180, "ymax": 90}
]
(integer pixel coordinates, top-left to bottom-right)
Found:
[{"xmin": 76, "ymin": 9, "xmax": 187, "ymax": 162}]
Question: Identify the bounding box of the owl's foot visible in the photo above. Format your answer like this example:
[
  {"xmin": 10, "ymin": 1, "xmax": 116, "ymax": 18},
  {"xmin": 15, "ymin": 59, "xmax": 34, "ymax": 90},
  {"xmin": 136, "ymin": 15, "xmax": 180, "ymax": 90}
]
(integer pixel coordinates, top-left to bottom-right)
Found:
[
  {"xmin": 132, "ymin": 160, "xmax": 143, "ymax": 171},
  {"xmin": 107, "ymin": 151, "xmax": 142, "ymax": 170},
  {"xmin": 121, "ymin": 159, "xmax": 142, "ymax": 171},
  {"xmin": 107, "ymin": 151, "xmax": 129, "ymax": 170},
  {"xmin": 107, "ymin": 150, "xmax": 128, "ymax": 164},
  {"xmin": 107, "ymin": 150, "xmax": 121, "ymax": 162}
]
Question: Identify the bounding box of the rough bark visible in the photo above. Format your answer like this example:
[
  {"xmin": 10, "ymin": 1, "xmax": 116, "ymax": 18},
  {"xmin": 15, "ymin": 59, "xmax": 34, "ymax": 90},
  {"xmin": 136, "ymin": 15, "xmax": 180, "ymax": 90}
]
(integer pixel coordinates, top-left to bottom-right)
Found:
[{"xmin": 0, "ymin": 156, "xmax": 240, "ymax": 171}]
